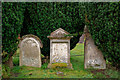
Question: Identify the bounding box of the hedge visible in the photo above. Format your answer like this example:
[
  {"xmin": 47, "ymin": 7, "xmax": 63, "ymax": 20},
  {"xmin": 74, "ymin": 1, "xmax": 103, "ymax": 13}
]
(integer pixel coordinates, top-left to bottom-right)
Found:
[
  {"xmin": 2, "ymin": 2, "xmax": 120, "ymax": 69},
  {"xmin": 20, "ymin": 2, "xmax": 85, "ymax": 56},
  {"xmin": 2, "ymin": 2, "xmax": 25, "ymax": 62},
  {"xmin": 85, "ymin": 2, "xmax": 120, "ymax": 68}
]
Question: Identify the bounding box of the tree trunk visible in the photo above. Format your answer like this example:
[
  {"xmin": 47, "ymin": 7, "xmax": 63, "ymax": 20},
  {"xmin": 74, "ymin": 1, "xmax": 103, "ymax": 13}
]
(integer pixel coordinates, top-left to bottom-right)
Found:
[{"xmin": 5, "ymin": 56, "xmax": 13, "ymax": 68}]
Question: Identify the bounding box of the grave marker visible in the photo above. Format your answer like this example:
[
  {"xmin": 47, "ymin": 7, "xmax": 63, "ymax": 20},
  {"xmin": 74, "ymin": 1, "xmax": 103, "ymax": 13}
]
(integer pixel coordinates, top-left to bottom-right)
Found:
[
  {"xmin": 20, "ymin": 34, "xmax": 43, "ymax": 67},
  {"xmin": 84, "ymin": 26, "xmax": 106, "ymax": 69},
  {"xmin": 47, "ymin": 28, "xmax": 73, "ymax": 69}
]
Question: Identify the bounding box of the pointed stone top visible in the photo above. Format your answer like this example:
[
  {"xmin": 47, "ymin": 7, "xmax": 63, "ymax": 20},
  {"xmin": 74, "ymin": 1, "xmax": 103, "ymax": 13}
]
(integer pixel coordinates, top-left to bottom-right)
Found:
[
  {"xmin": 47, "ymin": 28, "xmax": 73, "ymax": 39},
  {"xmin": 51, "ymin": 28, "xmax": 70, "ymax": 36}
]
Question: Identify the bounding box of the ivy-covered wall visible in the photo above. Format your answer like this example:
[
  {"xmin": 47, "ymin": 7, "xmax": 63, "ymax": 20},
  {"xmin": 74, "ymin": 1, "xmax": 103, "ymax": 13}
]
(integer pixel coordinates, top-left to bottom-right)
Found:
[
  {"xmin": 20, "ymin": 2, "xmax": 85, "ymax": 56},
  {"xmin": 2, "ymin": 2, "xmax": 25, "ymax": 62},
  {"xmin": 2, "ymin": 2, "xmax": 120, "ymax": 69}
]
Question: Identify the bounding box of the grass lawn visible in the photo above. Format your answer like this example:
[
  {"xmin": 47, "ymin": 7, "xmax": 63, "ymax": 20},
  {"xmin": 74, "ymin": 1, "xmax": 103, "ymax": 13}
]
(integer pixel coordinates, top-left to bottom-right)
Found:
[{"xmin": 8, "ymin": 43, "xmax": 119, "ymax": 78}]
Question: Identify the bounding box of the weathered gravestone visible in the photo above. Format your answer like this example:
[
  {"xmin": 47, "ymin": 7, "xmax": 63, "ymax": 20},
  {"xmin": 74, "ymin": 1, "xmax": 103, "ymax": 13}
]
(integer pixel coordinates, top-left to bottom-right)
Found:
[
  {"xmin": 47, "ymin": 28, "xmax": 73, "ymax": 69},
  {"xmin": 84, "ymin": 25, "xmax": 106, "ymax": 69},
  {"xmin": 20, "ymin": 34, "xmax": 43, "ymax": 67}
]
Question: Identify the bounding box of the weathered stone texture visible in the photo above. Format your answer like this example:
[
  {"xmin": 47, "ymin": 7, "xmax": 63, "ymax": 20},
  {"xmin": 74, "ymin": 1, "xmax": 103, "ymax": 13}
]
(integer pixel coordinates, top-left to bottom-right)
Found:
[
  {"xmin": 47, "ymin": 28, "xmax": 73, "ymax": 69},
  {"xmin": 84, "ymin": 26, "xmax": 106, "ymax": 69},
  {"xmin": 20, "ymin": 34, "xmax": 42, "ymax": 67},
  {"xmin": 52, "ymin": 43, "xmax": 68, "ymax": 63}
]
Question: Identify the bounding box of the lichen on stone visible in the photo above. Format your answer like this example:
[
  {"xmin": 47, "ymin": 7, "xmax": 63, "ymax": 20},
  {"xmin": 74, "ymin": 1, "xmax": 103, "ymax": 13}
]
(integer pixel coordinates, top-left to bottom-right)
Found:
[{"xmin": 51, "ymin": 63, "xmax": 67, "ymax": 69}]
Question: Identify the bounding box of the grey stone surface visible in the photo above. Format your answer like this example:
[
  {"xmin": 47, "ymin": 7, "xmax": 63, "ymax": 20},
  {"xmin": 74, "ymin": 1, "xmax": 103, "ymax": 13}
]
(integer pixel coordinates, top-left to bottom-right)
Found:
[
  {"xmin": 84, "ymin": 26, "xmax": 106, "ymax": 69},
  {"xmin": 20, "ymin": 34, "xmax": 43, "ymax": 67},
  {"xmin": 47, "ymin": 28, "xmax": 73, "ymax": 69}
]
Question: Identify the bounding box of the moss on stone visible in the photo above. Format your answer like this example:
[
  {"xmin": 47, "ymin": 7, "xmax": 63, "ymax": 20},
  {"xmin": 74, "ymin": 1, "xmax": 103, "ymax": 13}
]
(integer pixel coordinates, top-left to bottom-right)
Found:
[{"xmin": 51, "ymin": 63, "xmax": 67, "ymax": 69}]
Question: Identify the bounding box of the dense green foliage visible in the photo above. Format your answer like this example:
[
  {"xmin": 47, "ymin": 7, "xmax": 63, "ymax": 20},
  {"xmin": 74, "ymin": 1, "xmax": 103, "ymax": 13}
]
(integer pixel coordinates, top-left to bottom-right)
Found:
[
  {"xmin": 2, "ymin": 2, "xmax": 25, "ymax": 62},
  {"xmin": 2, "ymin": 2, "xmax": 119, "ymax": 69},
  {"xmin": 20, "ymin": 2, "xmax": 85, "ymax": 56},
  {"xmin": 0, "ymin": 2, "xmax": 2, "ymax": 64},
  {"xmin": 84, "ymin": 2, "xmax": 120, "ymax": 68}
]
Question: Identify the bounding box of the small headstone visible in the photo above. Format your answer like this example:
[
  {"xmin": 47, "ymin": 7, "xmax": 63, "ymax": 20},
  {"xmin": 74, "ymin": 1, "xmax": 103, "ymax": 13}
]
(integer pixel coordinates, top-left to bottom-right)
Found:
[
  {"xmin": 84, "ymin": 26, "xmax": 106, "ymax": 69},
  {"xmin": 47, "ymin": 28, "xmax": 73, "ymax": 69},
  {"xmin": 20, "ymin": 34, "xmax": 43, "ymax": 67}
]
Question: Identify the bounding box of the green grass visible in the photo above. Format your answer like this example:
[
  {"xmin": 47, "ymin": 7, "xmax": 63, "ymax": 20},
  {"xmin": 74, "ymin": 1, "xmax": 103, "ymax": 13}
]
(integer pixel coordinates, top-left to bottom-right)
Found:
[
  {"xmin": 91, "ymin": 69, "xmax": 119, "ymax": 78},
  {"xmin": 13, "ymin": 57, "xmax": 19, "ymax": 66},
  {"xmin": 71, "ymin": 43, "xmax": 84, "ymax": 56},
  {"xmin": 9, "ymin": 43, "xmax": 119, "ymax": 78},
  {"xmin": 11, "ymin": 43, "xmax": 93, "ymax": 78}
]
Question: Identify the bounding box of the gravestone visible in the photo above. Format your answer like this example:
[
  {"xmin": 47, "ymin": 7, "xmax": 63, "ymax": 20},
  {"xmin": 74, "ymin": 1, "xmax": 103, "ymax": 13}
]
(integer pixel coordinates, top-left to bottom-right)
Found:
[
  {"xmin": 20, "ymin": 34, "xmax": 43, "ymax": 67},
  {"xmin": 47, "ymin": 28, "xmax": 73, "ymax": 69},
  {"xmin": 78, "ymin": 34, "xmax": 85, "ymax": 43},
  {"xmin": 84, "ymin": 25, "xmax": 106, "ymax": 69}
]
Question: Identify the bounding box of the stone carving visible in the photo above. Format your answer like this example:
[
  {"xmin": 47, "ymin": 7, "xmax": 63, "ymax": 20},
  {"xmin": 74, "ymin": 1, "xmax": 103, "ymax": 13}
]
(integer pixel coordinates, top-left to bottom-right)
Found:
[
  {"xmin": 52, "ymin": 43, "xmax": 68, "ymax": 63},
  {"xmin": 20, "ymin": 34, "xmax": 43, "ymax": 67},
  {"xmin": 47, "ymin": 28, "xmax": 73, "ymax": 69},
  {"xmin": 84, "ymin": 25, "xmax": 106, "ymax": 69}
]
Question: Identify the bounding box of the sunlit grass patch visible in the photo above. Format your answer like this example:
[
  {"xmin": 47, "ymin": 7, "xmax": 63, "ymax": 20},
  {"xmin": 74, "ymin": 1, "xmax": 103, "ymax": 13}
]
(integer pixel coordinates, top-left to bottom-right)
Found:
[{"xmin": 71, "ymin": 43, "xmax": 84, "ymax": 56}]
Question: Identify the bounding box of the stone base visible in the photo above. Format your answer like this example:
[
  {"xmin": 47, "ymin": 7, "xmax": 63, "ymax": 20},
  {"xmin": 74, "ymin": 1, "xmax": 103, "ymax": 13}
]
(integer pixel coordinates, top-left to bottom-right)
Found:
[
  {"xmin": 47, "ymin": 63, "xmax": 73, "ymax": 70},
  {"xmin": 84, "ymin": 63, "xmax": 106, "ymax": 69}
]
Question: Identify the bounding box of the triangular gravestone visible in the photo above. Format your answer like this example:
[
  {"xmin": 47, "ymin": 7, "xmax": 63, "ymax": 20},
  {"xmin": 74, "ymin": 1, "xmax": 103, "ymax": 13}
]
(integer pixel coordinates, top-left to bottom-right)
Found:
[{"xmin": 84, "ymin": 25, "xmax": 106, "ymax": 69}]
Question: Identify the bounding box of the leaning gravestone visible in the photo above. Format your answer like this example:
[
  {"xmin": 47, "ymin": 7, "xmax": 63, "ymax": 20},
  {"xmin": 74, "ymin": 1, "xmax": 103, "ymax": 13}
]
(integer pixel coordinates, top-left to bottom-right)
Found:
[
  {"xmin": 20, "ymin": 34, "xmax": 43, "ymax": 67},
  {"xmin": 84, "ymin": 25, "xmax": 106, "ymax": 69},
  {"xmin": 47, "ymin": 28, "xmax": 73, "ymax": 69}
]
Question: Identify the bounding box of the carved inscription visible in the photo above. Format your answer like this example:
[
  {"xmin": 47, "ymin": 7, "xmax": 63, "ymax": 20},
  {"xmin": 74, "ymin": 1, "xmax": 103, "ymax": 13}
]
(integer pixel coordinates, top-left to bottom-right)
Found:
[
  {"xmin": 20, "ymin": 37, "xmax": 41, "ymax": 67},
  {"xmin": 52, "ymin": 43, "xmax": 68, "ymax": 63}
]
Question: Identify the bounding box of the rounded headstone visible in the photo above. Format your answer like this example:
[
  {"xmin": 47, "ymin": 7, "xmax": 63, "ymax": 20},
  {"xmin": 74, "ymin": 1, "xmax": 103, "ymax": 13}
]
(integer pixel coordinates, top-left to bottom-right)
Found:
[{"xmin": 20, "ymin": 34, "xmax": 43, "ymax": 67}]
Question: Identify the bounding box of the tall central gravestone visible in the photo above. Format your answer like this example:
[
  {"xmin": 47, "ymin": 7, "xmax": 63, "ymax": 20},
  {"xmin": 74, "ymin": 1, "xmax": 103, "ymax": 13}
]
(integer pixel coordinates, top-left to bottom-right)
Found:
[
  {"xmin": 84, "ymin": 25, "xmax": 106, "ymax": 69},
  {"xmin": 20, "ymin": 34, "xmax": 43, "ymax": 67},
  {"xmin": 47, "ymin": 28, "xmax": 73, "ymax": 69}
]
